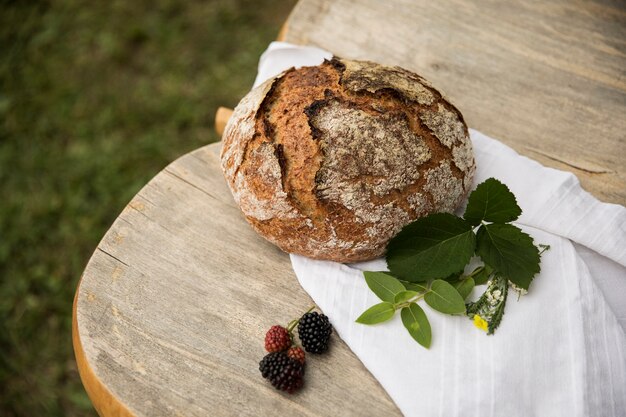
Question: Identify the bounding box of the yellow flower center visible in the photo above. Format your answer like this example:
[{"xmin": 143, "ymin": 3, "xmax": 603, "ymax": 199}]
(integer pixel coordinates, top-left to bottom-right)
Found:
[{"xmin": 473, "ymin": 314, "xmax": 488, "ymax": 332}]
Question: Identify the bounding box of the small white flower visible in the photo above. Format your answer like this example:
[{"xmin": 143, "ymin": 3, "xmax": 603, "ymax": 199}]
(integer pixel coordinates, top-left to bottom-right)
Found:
[
  {"xmin": 486, "ymin": 292, "xmax": 498, "ymax": 306},
  {"xmin": 510, "ymin": 282, "xmax": 528, "ymax": 296}
]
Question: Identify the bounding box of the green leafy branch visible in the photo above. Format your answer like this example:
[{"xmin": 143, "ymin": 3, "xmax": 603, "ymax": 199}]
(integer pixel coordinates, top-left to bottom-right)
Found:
[
  {"xmin": 356, "ymin": 272, "xmax": 468, "ymax": 348},
  {"xmin": 356, "ymin": 178, "xmax": 550, "ymax": 348}
]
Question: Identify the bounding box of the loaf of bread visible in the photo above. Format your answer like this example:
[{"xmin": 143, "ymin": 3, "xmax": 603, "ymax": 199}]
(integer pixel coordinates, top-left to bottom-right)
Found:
[{"xmin": 221, "ymin": 58, "xmax": 475, "ymax": 262}]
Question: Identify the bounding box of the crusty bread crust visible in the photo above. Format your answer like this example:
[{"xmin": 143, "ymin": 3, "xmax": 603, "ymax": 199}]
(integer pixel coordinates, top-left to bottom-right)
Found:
[{"xmin": 221, "ymin": 58, "xmax": 475, "ymax": 262}]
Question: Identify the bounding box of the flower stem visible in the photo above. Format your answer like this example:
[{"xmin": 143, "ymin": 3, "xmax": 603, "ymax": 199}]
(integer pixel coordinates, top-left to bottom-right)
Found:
[
  {"xmin": 538, "ymin": 244, "xmax": 550, "ymax": 255},
  {"xmin": 286, "ymin": 305, "xmax": 316, "ymax": 332},
  {"xmin": 466, "ymin": 266, "xmax": 485, "ymax": 279}
]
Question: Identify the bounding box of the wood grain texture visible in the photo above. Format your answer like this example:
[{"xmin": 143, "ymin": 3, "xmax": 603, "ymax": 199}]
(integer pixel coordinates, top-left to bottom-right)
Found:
[
  {"xmin": 73, "ymin": 282, "xmax": 134, "ymax": 417},
  {"xmin": 73, "ymin": 142, "xmax": 400, "ymax": 416},
  {"xmin": 215, "ymin": 107, "xmax": 234, "ymax": 137},
  {"xmin": 285, "ymin": 0, "xmax": 626, "ymax": 205}
]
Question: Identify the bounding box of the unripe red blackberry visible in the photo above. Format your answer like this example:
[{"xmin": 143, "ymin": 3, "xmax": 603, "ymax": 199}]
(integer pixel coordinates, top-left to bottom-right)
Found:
[
  {"xmin": 264, "ymin": 325, "xmax": 291, "ymax": 352},
  {"xmin": 287, "ymin": 346, "xmax": 306, "ymax": 364}
]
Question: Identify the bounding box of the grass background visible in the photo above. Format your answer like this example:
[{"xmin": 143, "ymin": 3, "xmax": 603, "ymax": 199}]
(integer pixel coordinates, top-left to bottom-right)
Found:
[{"xmin": 0, "ymin": 0, "xmax": 294, "ymax": 415}]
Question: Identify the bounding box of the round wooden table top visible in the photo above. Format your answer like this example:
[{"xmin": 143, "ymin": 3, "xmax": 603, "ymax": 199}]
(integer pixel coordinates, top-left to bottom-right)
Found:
[{"xmin": 72, "ymin": 142, "xmax": 400, "ymax": 416}]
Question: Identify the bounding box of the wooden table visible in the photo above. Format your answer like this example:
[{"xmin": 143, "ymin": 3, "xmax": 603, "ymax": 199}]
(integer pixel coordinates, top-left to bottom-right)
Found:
[{"xmin": 73, "ymin": 1, "xmax": 626, "ymax": 416}]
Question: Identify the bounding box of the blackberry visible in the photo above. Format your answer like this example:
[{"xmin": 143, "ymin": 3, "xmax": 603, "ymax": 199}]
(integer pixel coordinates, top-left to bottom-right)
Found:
[
  {"xmin": 259, "ymin": 352, "xmax": 304, "ymax": 393},
  {"xmin": 264, "ymin": 325, "xmax": 291, "ymax": 352},
  {"xmin": 297, "ymin": 312, "xmax": 332, "ymax": 354},
  {"xmin": 286, "ymin": 346, "xmax": 306, "ymax": 364}
]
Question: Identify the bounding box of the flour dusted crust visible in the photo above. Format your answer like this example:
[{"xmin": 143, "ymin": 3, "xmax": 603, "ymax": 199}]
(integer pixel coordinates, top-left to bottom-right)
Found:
[{"xmin": 220, "ymin": 58, "xmax": 475, "ymax": 262}]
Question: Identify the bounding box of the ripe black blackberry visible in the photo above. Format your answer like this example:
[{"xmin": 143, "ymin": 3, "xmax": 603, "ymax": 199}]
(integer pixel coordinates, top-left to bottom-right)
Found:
[
  {"xmin": 297, "ymin": 312, "xmax": 332, "ymax": 354},
  {"xmin": 259, "ymin": 352, "xmax": 305, "ymax": 394}
]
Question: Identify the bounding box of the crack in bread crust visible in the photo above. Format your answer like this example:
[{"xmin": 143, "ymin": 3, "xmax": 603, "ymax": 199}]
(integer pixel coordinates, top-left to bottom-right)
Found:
[
  {"xmin": 338, "ymin": 58, "xmax": 436, "ymax": 106},
  {"xmin": 310, "ymin": 99, "xmax": 429, "ymax": 221},
  {"xmin": 221, "ymin": 58, "xmax": 475, "ymax": 262}
]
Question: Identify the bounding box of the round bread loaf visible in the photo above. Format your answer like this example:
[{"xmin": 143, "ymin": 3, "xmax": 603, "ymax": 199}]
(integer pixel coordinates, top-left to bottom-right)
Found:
[{"xmin": 220, "ymin": 57, "xmax": 475, "ymax": 262}]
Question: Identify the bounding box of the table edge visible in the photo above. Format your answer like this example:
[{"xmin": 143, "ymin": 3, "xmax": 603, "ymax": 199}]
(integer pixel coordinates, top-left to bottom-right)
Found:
[{"xmin": 73, "ymin": 273, "xmax": 137, "ymax": 417}]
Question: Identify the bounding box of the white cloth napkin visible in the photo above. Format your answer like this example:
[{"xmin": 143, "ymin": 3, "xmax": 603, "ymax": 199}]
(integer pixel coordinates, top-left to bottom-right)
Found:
[{"xmin": 253, "ymin": 42, "xmax": 626, "ymax": 417}]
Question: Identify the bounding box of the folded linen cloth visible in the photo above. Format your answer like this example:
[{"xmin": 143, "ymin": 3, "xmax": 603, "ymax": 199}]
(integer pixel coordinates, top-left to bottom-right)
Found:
[{"xmin": 254, "ymin": 42, "xmax": 626, "ymax": 417}]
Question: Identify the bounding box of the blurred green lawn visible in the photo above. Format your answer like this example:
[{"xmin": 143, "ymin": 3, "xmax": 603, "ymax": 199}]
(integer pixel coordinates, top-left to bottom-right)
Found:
[{"xmin": 0, "ymin": 0, "xmax": 294, "ymax": 415}]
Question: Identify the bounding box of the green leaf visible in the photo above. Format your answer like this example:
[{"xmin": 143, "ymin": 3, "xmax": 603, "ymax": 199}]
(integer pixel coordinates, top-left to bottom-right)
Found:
[
  {"xmin": 401, "ymin": 303, "xmax": 432, "ymax": 348},
  {"xmin": 424, "ymin": 279, "xmax": 467, "ymax": 314},
  {"xmin": 398, "ymin": 280, "xmax": 429, "ymax": 293},
  {"xmin": 386, "ymin": 213, "xmax": 476, "ymax": 282},
  {"xmin": 394, "ymin": 290, "xmax": 418, "ymax": 304},
  {"xmin": 455, "ymin": 278, "xmax": 475, "ymax": 300},
  {"xmin": 356, "ymin": 302, "xmax": 396, "ymax": 324},
  {"xmin": 463, "ymin": 178, "xmax": 522, "ymax": 226},
  {"xmin": 476, "ymin": 224, "xmax": 540, "ymax": 290},
  {"xmin": 472, "ymin": 265, "xmax": 493, "ymax": 286},
  {"xmin": 363, "ymin": 271, "xmax": 406, "ymax": 303},
  {"xmin": 442, "ymin": 271, "xmax": 463, "ymax": 283}
]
